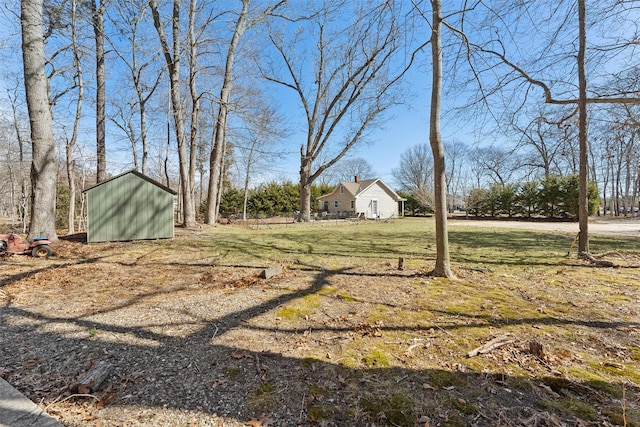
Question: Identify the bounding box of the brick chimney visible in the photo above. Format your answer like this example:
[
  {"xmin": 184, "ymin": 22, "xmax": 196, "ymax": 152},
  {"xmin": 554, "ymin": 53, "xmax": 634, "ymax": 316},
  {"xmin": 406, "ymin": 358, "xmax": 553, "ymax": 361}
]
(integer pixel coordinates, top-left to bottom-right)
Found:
[{"xmin": 354, "ymin": 175, "xmax": 360, "ymax": 183}]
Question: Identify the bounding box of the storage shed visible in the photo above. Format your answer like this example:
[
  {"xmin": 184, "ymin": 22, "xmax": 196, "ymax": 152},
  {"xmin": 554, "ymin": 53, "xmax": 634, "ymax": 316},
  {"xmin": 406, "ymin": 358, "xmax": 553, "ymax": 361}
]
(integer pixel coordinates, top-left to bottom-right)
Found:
[{"xmin": 83, "ymin": 170, "xmax": 176, "ymax": 243}]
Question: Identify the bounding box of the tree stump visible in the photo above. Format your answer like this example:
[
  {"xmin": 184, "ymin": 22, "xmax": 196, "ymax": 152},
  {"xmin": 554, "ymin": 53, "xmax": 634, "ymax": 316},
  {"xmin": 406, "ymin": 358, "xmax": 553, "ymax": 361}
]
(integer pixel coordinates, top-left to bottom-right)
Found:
[{"xmin": 529, "ymin": 340, "xmax": 546, "ymax": 360}]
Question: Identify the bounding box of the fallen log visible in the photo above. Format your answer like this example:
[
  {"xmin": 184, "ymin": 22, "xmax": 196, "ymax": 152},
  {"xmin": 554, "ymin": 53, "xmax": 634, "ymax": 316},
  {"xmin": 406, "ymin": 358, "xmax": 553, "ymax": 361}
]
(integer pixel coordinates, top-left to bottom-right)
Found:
[{"xmin": 71, "ymin": 361, "xmax": 114, "ymax": 394}]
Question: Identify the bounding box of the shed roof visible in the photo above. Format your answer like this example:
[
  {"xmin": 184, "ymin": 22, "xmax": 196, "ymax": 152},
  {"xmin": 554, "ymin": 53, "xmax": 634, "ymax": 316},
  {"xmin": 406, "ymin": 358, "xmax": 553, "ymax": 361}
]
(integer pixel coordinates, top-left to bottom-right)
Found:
[{"xmin": 83, "ymin": 170, "xmax": 177, "ymax": 195}]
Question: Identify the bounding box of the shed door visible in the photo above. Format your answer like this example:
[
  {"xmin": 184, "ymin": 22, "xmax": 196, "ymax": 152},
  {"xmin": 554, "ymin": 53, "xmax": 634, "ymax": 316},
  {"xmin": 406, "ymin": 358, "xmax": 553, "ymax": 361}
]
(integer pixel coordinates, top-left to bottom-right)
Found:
[{"xmin": 371, "ymin": 200, "xmax": 378, "ymax": 217}]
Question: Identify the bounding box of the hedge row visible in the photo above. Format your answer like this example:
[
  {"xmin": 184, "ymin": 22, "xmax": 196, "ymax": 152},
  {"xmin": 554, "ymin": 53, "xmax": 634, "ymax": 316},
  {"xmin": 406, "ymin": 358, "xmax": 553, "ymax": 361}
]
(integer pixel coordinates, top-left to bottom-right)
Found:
[{"xmin": 466, "ymin": 175, "xmax": 598, "ymax": 219}]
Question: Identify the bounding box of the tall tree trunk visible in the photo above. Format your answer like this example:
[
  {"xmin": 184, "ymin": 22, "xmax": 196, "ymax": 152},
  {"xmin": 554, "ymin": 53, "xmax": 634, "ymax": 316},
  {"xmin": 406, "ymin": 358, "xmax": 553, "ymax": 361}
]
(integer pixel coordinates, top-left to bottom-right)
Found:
[
  {"xmin": 205, "ymin": 0, "xmax": 285, "ymax": 224},
  {"xmin": 206, "ymin": 110, "xmax": 226, "ymax": 225},
  {"xmin": 150, "ymin": 0, "xmax": 196, "ymax": 227},
  {"xmin": 205, "ymin": 0, "xmax": 249, "ymax": 225},
  {"xmin": 242, "ymin": 136, "xmax": 259, "ymax": 221},
  {"xmin": 8, "ymin": 89, "xmax": 29, "ymax": 232},
  {"xmin": 67, "ymin": 0, "xmax": 84, "ymax": 235},
  {"xmin": 577, "ymin": 0, "xmax": 589, "ymax": 252},
  {"xmin": 188, "ymin": 0, "xmax": 199, "ymax": 201},
  {"xmin": 93, "ymin": 0, "xmax": 106, "ymax": 183},
  {"xmin": 140, "ymin": 101, "xmax": 148, "ymax": 174},
  {"xmin": 429, "ymin": 0, "xmax": 454, "ymax": 278},
  {"xmin": 299, "ymin": 149, "xmax": 312, "ymax": 222},
  {"xmin": 214, "ymin": 135, "xmax": 229, "ymax": 216},
  {"xmin": 66, "ymin": 148, "xmax": 77, "ymax": 234},
  {"xmin": 21, "ymin": 0, "xmax": 58, "ymax": 242}
]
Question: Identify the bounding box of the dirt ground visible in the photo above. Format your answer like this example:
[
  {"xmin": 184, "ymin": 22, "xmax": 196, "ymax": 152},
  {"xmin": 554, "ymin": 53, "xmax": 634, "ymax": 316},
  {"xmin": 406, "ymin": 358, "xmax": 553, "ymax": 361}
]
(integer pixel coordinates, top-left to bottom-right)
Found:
[{"xmin": 1, "ymin": 219, "xmax": 639, "ymax": 426}]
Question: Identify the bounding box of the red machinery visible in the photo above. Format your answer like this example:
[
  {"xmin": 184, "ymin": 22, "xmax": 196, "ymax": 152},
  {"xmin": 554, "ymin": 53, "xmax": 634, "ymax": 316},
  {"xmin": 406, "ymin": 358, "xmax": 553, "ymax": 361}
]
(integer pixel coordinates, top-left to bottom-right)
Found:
[{"xmin": 0, "ymin": 233, "xmax": 53, "ymax": 257}]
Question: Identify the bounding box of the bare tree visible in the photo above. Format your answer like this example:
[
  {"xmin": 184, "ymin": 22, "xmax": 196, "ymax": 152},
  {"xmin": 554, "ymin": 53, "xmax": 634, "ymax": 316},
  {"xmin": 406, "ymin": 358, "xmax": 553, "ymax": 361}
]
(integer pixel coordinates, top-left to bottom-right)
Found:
[
  {"xmin": 576, "ymin": 0, "xmax": 589, "ymax": 252},
  {"xmin": 108, "ymin": 0, "xmax": 163, "ymax": 175},
  {"xmin": 465, "ymin": 0, "xmax": 640, "ymax": 254},
  {"xmin": 427, "ymin": 0, "xmax": 453, "ymax": 277},
  {"xmin": 186, "ymin": 0, "xmax": 200, "ymax": 210},
  {"xmin": 471, "ymin": 145, "xmax": 519, "ymax": 187},
  {"xmin": 508, "ymin": 111, "xmax": 575, "ymax": 179},
  {"xmin": 149, "ymin": 0, "xmax": 196, "ymax": 227},
  {"xmin": 444, "ymin": 139, "xmax": 469, "ymax": 212},
  {"xmin": 392, "ymin": 143, "xmax": 434, "ymax": 208},
  {"xmin": 264, "ymin": 0, "xmax": 406, "ymax": 222},
  {"xmin": 233, "ymin": 102, "xmax": 287, "ymax": 220},
  {"xmin": 331, "ymin": 157, "xmax": 375, "ymax": 183},
  {"xmin": 6, "ymin": 85, "xmax": 31, "ymax": 231},
  {"xmin": 64, "ymin": 0, "xmax": 85, "ymax": 234},
  {"xmin": 21, "ymin": 0, "xmax": 58, "ymax": 241},
  {"xmin": 91, "ymin": 0, "xmax": 107, "ymax": 183},
  {"xmin": 204, "ymin": 0, "xmax": 286, "ymax": 225}
]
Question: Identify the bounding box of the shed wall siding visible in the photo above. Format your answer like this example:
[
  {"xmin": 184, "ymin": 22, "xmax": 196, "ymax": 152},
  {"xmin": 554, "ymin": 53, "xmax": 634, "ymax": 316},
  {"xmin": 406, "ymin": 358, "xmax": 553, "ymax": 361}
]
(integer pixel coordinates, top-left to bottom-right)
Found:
[{"xmin": 87, "ymin": 173, "xmax": 174, "ymax": 242}]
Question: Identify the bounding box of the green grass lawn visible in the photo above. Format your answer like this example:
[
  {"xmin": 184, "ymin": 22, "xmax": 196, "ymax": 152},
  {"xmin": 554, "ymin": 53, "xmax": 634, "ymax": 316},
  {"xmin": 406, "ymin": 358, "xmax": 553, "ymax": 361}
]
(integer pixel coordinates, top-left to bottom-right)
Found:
[{"xmin": 179, "ymin": 217, "xmax": 637, "ymax": 270}]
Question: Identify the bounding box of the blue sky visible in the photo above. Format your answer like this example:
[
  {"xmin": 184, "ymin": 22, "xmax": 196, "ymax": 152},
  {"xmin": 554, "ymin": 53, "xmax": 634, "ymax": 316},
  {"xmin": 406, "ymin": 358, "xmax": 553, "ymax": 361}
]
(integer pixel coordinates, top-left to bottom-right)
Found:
[
  {"xmin": 0, "ymin": 0, "xmax": 446, "ymax": 188},
  {"xmin": 4, "ymin": 0, "xmax": 636, "ymax": 191},
  {"xmin": 274, "ymin": 91, "xmax": 435, "ymax": 184}
]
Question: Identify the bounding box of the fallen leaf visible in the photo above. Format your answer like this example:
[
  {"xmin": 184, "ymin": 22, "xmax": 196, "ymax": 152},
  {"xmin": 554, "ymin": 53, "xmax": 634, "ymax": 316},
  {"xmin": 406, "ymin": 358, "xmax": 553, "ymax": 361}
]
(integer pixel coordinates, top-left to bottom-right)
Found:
[
  {"xmin": 245, "ymin": 413, "xmax": 274, "ymax": 427},
  {"xmin": 97, "ymin": 392, "xmax": 117, "ymax": 407},
  {"xmin": 212, "ymin": 378, "xmax": 228, "ymax": 388},
  {"xmin": 23, "ymin": 358, "xmax": 42, "ymax": 368}
]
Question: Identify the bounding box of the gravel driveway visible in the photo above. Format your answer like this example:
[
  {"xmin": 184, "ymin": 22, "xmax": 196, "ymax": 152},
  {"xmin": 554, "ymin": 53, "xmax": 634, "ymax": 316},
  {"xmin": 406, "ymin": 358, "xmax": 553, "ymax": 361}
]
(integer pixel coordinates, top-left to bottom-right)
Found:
[{"xmin": 448, "ymin": 216, "xmax": 640, "ymax": 237}]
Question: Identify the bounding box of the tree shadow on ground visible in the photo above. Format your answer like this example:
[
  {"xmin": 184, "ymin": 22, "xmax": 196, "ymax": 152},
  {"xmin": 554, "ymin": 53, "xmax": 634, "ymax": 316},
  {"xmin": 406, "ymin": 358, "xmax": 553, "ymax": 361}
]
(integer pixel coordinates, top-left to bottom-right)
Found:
[{"xmin": 1, "ymin": 258, "xmax": 639, "ymax": 426}]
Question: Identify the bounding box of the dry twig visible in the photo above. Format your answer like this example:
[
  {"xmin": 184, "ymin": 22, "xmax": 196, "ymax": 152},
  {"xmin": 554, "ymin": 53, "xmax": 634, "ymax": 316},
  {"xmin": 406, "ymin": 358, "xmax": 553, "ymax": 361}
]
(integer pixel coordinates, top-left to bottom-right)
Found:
[{"xmin": 467, "ymin": 334, "xmax": 515, "ymax": 358}]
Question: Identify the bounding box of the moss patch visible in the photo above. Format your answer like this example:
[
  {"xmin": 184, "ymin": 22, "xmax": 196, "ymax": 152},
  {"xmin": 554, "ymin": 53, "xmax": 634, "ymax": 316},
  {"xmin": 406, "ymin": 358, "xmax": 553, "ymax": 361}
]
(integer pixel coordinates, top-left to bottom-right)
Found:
[
  {"xmin": 362, "ymin": 348, "xmax": 390, "ymax": 368},
  {"xmin": 276, "ymin": 306, "xmax": 311, "ymax": 319},
  {"xmin": 359, "ymin": 391, "xmax": 415, "ymax": 426},
  {"xmin": 542, "ymin": 397, "xmax": 599, "ymax": 421}
]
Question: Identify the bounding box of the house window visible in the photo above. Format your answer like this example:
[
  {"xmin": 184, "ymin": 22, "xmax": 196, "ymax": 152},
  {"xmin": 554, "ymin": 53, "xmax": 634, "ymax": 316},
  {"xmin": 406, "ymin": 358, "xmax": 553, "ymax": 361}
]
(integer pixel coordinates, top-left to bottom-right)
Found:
[
  {"xmin": 350, "ymin": 200, "xmax": 355, "ymax": 209},
  {"xmin": 323, "ymin": 201, "xmax": 329, "ymax": 211},
  {"xmin": 340, "ymin": 185, "xmax": 344, "ymax": 194},
  {"xmin": 334, "ymin": 201, "xmax": 339, "ymax": 208}
]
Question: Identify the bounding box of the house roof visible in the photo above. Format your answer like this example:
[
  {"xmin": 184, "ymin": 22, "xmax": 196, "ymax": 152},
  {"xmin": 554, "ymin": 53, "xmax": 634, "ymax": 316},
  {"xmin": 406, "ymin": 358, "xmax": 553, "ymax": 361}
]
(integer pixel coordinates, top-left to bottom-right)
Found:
[
  {"xmin": 82, "ymin": 169, "xmax": 177, "ymax": 195},
  {"xmin": 318, "ymin": 178, "xmax": 405, "ymax": 201}
]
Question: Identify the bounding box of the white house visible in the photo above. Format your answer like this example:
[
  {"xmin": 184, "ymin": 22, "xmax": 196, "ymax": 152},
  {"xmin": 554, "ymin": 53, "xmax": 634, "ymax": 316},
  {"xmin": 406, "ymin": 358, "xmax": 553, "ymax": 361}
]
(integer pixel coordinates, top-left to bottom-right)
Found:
[{"xmin": 317, "ymin": 177, "xmax": 405, "ymax": 219}]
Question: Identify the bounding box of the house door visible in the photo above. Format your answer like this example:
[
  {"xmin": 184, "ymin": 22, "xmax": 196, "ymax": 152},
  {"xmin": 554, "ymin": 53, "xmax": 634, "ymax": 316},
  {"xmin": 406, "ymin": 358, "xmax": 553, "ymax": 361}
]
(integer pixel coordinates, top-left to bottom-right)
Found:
[{"xmin": 371, "ymin": 200, "xmax": 378, "ymax": 218}]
